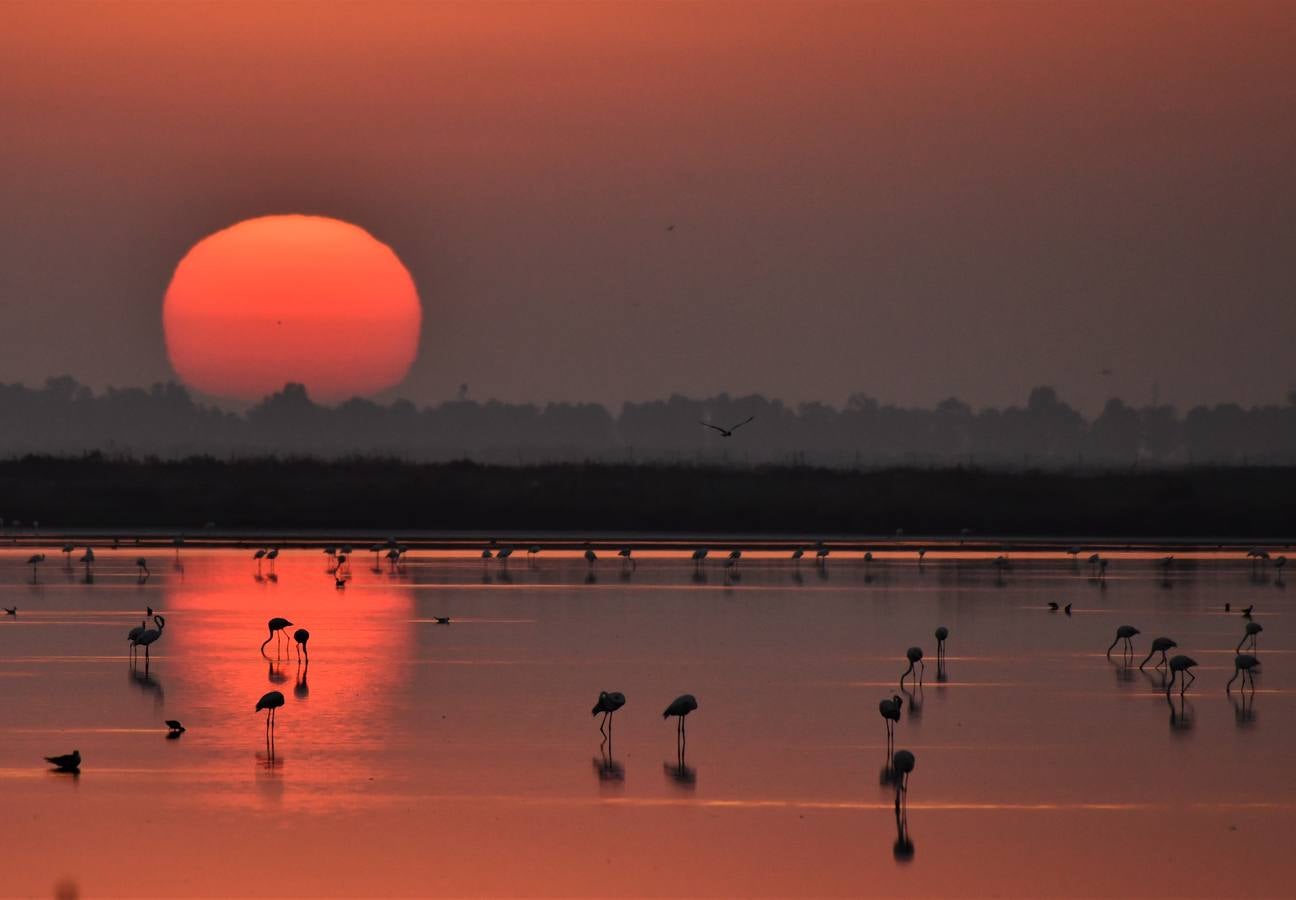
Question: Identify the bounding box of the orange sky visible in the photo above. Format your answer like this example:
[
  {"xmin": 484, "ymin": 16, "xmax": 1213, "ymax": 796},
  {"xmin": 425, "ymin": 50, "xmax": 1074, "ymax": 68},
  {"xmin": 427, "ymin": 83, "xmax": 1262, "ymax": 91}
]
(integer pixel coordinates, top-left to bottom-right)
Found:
[{"xmin": 2, "ymin": 1, "xmax": 1294, "ymax": 410}]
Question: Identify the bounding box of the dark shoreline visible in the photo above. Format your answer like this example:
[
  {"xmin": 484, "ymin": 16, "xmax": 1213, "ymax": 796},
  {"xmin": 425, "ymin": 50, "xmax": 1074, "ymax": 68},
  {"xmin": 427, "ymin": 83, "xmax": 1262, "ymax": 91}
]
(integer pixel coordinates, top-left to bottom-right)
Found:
[{"xmin": 2, "ymin": 455, "xmax": 1293, "ymax": 539}]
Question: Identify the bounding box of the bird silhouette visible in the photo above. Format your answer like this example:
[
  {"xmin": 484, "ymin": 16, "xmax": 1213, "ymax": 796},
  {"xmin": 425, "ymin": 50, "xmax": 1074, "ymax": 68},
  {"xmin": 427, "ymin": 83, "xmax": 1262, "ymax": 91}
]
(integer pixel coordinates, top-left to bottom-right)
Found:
[
  {"xmin": 1241, "ymin": 604, "xmax": 1255, "ymax": 618},
  {"xmin": 592, "ymin": 691, "xmax": 626, "ymax": 738},
  {"xmin": 135, "ymin": 615, "xmax": 166, "ymax": 662},
  {"xmin": 1237, "ymin": 621, "xmax": 1263, "ymax": 652},
  {"xmin": 165, "ymin": 720, "xmax": 186, "ymax": 734},
  {"xmin": 3, "ymin": 606, "xmax": 16, "ymax": 616},
  {"xmin": 1227, "ymin": 654, "xmax": 1260, "ymax": 692},
  {"xmin": 1048, "ymin": 602, "xmax": 1059, "ymax": 611},
  {"xmin": 1063, "ymin": 603, "xmax": 1072, "ymax": 616},
  {"xmin": 1139, "ymin": 636, "xmax": 1177, "ymax": 670},
  {"xmin": 256, "ymin": 690, "xmax": 285, "ymax": 735},
  {"xmin": 699, "ymin": 416, "xmax": 754, "ymax": 437},
  {"xmin": 901, "ymin": 647, "xmax": 924, "ymax": 687},
  {"xmin": 1165, "ymin": 655, "xmax": 1197, "ymax": 695},
  {"xmin": 879, "ymin": 694, "xmax": 902, "ymax": 754},
  {"xmin": 261, "ymin": 617, "xmax": 294, "ymax": 656},
  {"xmin": 293, "ymin": 628, "xmax": 310, "ymax": 661},
  {"xmin": 891, "ymin": 749, "xmax": 915, "ymax": 810},
  {"xmin": 127, "ymin": 618, "xmax": 147, "ymax": 657},
  {"xmin": 135, "ymin": 558, "xmax": 150, "ymax": 579},
  {"xmin": 1106, "ymin": 625, "xmax": 1139, "ymax": 659},
  {"xmin": 584, "ymin": 548, "xmax": 598, "ymax": 567},
  {"xmin": 934, "ymin": 626, "xmax": 949, "ymax": 660},
  {"xmin": 663, "ymin": 694, "xmax": 698, "ymax": 743},
  {"xmin": 44, "ymin": 750, "xmax": 80, "ymax": 772}
]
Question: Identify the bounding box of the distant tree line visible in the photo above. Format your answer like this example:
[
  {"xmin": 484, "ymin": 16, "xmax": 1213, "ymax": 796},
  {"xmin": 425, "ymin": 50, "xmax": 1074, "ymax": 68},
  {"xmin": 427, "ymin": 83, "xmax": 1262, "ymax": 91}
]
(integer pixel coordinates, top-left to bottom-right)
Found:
[{"xmin": 3, "ymin": 376, "xmax": 1296, "ymax": 467}]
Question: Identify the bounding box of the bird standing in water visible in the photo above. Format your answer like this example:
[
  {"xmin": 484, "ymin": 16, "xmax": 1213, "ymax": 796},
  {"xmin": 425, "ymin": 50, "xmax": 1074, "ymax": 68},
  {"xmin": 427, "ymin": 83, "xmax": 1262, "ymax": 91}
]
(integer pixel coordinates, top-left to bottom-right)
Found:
[
  {"xmin": 1227, "ymin": 654, "xmax": 1260, "ymax": 692},
  {"xmin": 900, "ymin": 647, "xmax": 924, "ymax": 687},
  {"xmin": 1106, "ymin": 625, "xmax": 1139, "ymax": 660},
  {"xmin": 934, "ymin": 626, "xmax": 949, "ymax": 661},
  {"xmin": 663, "ymin": 694, "xmax": 698, "ymax": 743},
  {"xmin": 592, "ymin": 691, "xmax": 626, "ymax": 738},
  {"xmin": 1237, "ymin": 622, "xmax": 1262, "ymax": 652},
  {"xmin": 293, "ymin": 628, "xmax": 311, "ymax": 661},
  {"xmin": 1165, "ymin": 655, "xmax": 1197, "ymax": 695},
  {"xmin": 1139, "ymin": 636, "xmax": 1177, "ymax": 670},
  {"xmin": 879, "ymin": 695, "xmax": 902, "ymax": 753},
  {"xmin": 261, "ymin": 617, "xmax": 293, "ymax": 655}
]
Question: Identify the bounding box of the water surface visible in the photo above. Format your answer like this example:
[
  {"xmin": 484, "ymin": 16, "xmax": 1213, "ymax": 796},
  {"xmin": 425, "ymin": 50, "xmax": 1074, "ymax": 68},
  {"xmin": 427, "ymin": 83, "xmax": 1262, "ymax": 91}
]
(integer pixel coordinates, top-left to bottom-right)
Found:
[{"xmin": 1, "ymin": 545, "xmax": 1292, "ymax": 897}]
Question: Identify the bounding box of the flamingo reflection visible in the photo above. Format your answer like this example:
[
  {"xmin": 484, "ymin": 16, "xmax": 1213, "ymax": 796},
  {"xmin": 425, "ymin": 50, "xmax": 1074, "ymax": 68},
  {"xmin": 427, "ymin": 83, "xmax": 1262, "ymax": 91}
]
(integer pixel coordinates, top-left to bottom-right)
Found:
[
  {"xmin": 294, "ymin": 659, "xmax": 310, "ymax": 700},
  {"xmin": 663, "ymin": 741, "xmax": 696, "ymax": 789}
]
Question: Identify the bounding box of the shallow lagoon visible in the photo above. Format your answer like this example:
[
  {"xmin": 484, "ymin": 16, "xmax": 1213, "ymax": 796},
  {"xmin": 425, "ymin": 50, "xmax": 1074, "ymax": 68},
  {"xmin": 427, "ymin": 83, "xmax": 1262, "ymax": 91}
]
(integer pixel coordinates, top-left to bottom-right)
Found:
[{"xmin": 1, "ymin": 544, "xmax": 1292, "ymax": 897}]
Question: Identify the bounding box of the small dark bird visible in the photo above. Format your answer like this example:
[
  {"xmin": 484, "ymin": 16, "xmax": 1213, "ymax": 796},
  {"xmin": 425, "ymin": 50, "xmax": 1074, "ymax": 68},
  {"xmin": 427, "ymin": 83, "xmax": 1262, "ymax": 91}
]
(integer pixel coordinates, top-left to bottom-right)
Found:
[
  {"xmin": 3, "ymin": 606, "xmax": 15, "ymax": 616},
  {"xmin": 45, "ymin": 750, "xmax": 81, "ymax": 771},
  {"xmin": 1225, "ymin": 603, "xmax": 1231, "ymax": 612},
  {"xmin": 165, "ymin": 720, "xmax": 186, "ymax": 734},
  {"xmin": 1241, "ymin": 605, "xmax": 1254, "ymax": 617},
  {"xmin": 433, "ymin": 616, "xmax": 451, "ymax": 625},
  {"xmin": 699, "ymin": 416, "xmax": 754, "ymax": 438},
  {"xmin": 1063, "ymin": 603, "xmax": 1072, "ymax": 616},
  {"xmin": 1048, "ymin": 602, "xmax": 1059, "ymax": 611}
]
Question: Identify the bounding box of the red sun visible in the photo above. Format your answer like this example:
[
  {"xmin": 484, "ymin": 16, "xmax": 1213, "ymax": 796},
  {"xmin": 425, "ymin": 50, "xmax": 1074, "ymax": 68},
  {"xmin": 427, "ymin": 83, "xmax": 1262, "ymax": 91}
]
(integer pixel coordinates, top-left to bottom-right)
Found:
[{"xmin": 163, "ymin": 215, "xmax": 421, "ymax": 403}]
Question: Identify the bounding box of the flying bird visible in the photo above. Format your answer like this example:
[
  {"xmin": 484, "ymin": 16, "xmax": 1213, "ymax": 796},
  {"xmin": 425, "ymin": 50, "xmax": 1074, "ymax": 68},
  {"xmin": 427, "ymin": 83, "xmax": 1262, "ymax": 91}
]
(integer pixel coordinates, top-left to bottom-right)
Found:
[{"xmin": 699, "ymin": 416, "xmax": 754, "ymax": 438}]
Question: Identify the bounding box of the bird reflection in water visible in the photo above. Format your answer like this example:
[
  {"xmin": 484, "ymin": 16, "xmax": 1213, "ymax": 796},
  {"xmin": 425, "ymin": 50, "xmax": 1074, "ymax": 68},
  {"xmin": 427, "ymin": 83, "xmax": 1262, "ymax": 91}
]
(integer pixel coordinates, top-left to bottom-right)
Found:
[
  {"xmin": 893, "ymin": 798, "xmax": 915, "ymax": 863},
  {"xmin": 584, "ymin": 570, "xmax": 598, "ymax": 585},
  {"xmin": 664, "ymin": 742, "xmax": 696, "ymax": 790},
  {"xmin": 1166, "ymin": 693, "xmax": 1194, "ymax": 732},
  {"xmin": 294, "ymin": 659, "xmax": 309, "ymax": 700},
  {"xmin": 1109, "ymin": 655, "xmax": 1138, "ymax": 686},
  {"xmin": 691, "ymin": 569, "xmax": 708, "ymax": 586},
  {"xmin": 900, "ymin": 685, "xmax": 922, "ymax": 720},
  {"xmin": 1231, "ymin": 687, "xmax": 1257, "ymax": 727},
  {"xmin": 936, "ymin": 657, "xmax": 949, "ymax": 684},
  {"xmin": 267, "ymin": 658, "xmax": 289, "ymax": 685},
  {"xmin": 128, "ymin": 663, "xmax": 164, "ymax": 705}
]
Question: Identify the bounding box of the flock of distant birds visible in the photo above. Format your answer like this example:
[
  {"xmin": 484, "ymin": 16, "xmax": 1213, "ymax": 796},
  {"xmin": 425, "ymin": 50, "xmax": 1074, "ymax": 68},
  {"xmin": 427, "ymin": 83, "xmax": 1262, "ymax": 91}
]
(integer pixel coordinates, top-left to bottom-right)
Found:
[{"xmin": 16, "ymin": 534, "xmax": 1279, "ymax": 842}]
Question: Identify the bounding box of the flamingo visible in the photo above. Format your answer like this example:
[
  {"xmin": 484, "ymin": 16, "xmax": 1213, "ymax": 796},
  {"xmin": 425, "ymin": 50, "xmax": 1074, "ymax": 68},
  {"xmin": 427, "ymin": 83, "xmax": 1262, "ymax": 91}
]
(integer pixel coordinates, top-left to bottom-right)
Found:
[
  {"xmin": 256, "ymin": 690, "xmax": 285, "ymax": 730},
  {"xmin": 127, "ymin": 618, "xmax": 147, "ymax": 657},
  {"xmin": 727, "ymin": 549, "xmax": 742, "ymax": 565},
  {"xmin": 61, "ymin": 543, "xmax": 75, "ymax": 564},
  {"xmin": 1165, "ymin": 655, "xmax": 1197, "ymax": 695},
  {"xmin": 585, "ymin": 548, "xmax": 598, "ymax": 568},
  {"xmin": 481, "ymin": 549, "xmax": 493, "ymax": 560},
  {"xmin": 260, "ymin": 617, "xmax": 294, "ymax": 655},
  {"xmin": 691, "ymin": 547, "xmax": 708, "ymax": 567},
  {"xmin": 791, "ymin": 548, "xmax": 804, "ymax": 563},
  {"xmin": 816, "ymin": 545, "xmax": 830, "ymax": 565},
  {"xmin": 1226, "ymin": 654, "xmax": 1260, "ymax": 692},
  {"xmin": 26, "ymin": 553, "xmax": 45, "ymax": 576},
  {"xmin": 135, "ymin": 558, "xmax": 150, "ymax": 579},
  {"xmin": 497, "ymin": 547, "xmax": 514, "ymax": 565},
  {"xmin": 1106, "ymin": 625, "xmax": 1139, "ymax": 659},
  {"xmin": 293, "ymin": 628, "xmax": 310, "ymax": 661},
  {"xmin": 900, "ymin": 647, "xmax": 924, "ymax": 687},
  {"xmin": 527, "ymin": 545, "xmax": 542, "ymax": 561},
  {"xmin": 934, "ymin": 626, "xmax": 949, "ymax": 660},
  {"xmin": 253, "ymin": 548, "xmax": 266, "ymax": 571},
  {"xmin": 618, "ymin": 548, "xmax": 635, "ymax": 569},
  {"xmin": 1237, "ymin": 622, "xmax": 1262, "ymax": 652},
  {"xmin": 172, "ymin": 536, "xmax": 185, "ymax": 559},
  {"xmin": 917, "ymin": 548, "xmax": 927, "ymax": 567},
  {"xmin": 136, "ymin": 615, "xmax": 166, "ymax": 662},
  {"xmin": 879, "ymin": 695, "xmax": 902, "ymax": 749},
  {"xmin": 44, "ymin": 750, "xmax": 81, "ymax": 772},
  {"xmin": 663, "ymin": 694, "xmax": 698, "ymax": 741},
  {"xmin": 266, "ymin": 548, "xmax": 279, "ymax": 568},
  {"xmin": 80, "ymin": 547, "xmax": 95, "ymax": 570},
  {"xmin": 592, "ymin": 691, "xmax": 626, "ymax": 737},
  {"xmin": 1139, "ymin": 636, "xmax": 1177, "ymax": 670}
]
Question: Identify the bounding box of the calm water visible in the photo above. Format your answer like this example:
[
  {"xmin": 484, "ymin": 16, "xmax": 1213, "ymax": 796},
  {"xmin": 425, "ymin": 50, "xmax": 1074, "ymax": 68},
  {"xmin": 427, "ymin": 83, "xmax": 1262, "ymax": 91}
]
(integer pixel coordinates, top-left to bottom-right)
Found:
[{"xmin": 0, "ymin": 544, "xmax": 1292, "ymax": 897}]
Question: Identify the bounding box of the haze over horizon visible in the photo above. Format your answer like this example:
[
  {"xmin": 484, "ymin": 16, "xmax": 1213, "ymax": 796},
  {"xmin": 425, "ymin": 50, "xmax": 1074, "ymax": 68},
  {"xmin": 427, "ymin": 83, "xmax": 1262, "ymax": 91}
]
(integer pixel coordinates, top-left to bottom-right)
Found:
[{"xmin": 3, "ymin": 0, "xmax": 1293, "ymax": 416}]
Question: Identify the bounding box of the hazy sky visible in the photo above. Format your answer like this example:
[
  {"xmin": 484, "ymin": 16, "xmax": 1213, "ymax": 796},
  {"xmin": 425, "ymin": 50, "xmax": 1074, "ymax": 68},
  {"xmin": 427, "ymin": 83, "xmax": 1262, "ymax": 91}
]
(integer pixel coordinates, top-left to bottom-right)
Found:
[{"xmin": 2, "ymin": 0, "xmax": 1293, "ymax": 413}]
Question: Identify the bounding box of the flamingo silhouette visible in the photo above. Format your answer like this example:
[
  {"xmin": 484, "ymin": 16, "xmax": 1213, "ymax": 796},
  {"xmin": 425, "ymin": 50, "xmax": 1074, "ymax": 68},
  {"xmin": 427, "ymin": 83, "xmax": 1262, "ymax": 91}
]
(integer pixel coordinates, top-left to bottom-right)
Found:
[
  {"xmin": 135, "ymin": 558, "xmax": 150, "ymax": 580},
  {"xmin": 127, "ymin": 618, "xmax": 147, "ymax": 658},
  {"xmin": 1106, "ymin": 625, "xmax": 1139, "ymax": 659},
  {"xmin": 663, "ymin": 694, "xmax": 698, "ymax": 743},
  {"xmin": 592, "ymin": 691, "xmax": 626, "ymax": 738},
  {"xmin": 1165, "ymin": 655, "xmax": 1197, "ymax": 695},
  {"xmin": 900, "ymin": 647, "xmax": 924, "ymax": 687},
  {"xmin": 260, "ymin": 617, "xmax": 293, "ymax": 655},
  {"xmin": 256, "ymin": 690, "xmax": 285, "ymax": 736},
  {"xmin": 934, "ymin": 626, "xmax": 949, "ymax": 661},
  {"xmin": 879, "ymin": 695, "xmax": 902, "ymax": 754},
  {"xmin": 1237, "ymin": 622, "xmax": 1262, "ymax": 652},
  {"xmin": 1226, "ymin": 654, "xmax": 1260, "ymax": 692},
  {"xmin": 892, "ymin": 749, "xmax": 915, "ymax": 811},
  {"xmin": 1139, "ymin": 636, "xmax": 1177, "ymax": 670},
  {"xmin": 293, "ymin": 628, "xmax": 310, "ymax": 661},
  {"xmin": 136, "ymin": 615, "xmax": 166, "ymax": 662}
]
